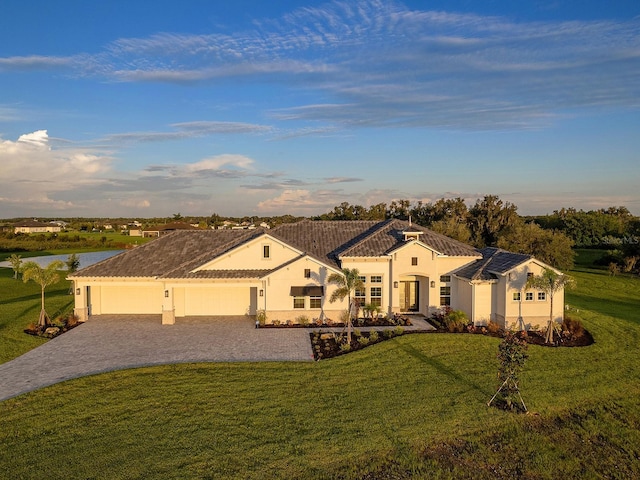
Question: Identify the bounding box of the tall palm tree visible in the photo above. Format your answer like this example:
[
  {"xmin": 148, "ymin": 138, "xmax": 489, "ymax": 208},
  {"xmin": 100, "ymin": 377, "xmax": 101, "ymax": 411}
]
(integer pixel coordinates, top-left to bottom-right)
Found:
[
  {"xmin": 328, "ymin": 268, "xmax": 364, "ymax": 344},
  {"xmin": 525, "ymin": 267, "xmax": 576, "ymax": 343},
  {"xmin": 21, "ymin": 260, "xmax": 65, "ymax": 329},
  {"xmin": 8, "ymin": 254, "xmax": 22, "ymax": 280}
]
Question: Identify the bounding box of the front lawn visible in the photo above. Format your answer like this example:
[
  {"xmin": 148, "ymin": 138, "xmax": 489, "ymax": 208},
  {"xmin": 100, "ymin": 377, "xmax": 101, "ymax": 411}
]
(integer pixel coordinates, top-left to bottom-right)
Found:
[
  {"xmin": 0, "ymin": 267, "xmax": 73, "ymax": 364},
  {"xmin": 0, "ymin": 252, "xmax": 638, "ymax": 478}
]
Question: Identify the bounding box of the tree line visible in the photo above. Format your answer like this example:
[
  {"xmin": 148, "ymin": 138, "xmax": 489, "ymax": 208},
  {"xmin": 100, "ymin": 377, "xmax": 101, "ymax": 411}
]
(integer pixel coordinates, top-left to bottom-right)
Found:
[{"xmin": 314, "ymin": 196, "xmax": 639, "ymax": 272}]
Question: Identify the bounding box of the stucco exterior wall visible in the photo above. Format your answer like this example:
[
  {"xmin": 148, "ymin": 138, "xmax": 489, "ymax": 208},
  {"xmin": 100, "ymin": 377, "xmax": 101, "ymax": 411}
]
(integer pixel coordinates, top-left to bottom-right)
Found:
[
  {"xmin": 198, "ymin": 235, "xmax": 299, "ymax": 271},
  {"xmin": 262, "ymin": 256, "xmax": 345, "ymax": 324}
]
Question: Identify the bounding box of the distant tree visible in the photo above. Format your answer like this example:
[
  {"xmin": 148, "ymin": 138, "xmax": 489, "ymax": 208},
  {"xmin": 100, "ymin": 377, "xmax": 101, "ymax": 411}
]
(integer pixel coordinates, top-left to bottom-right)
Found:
[
  {"xmin": 8, "ymin": 254, "xmax": 22, "ymax": 280},
  {"xmin": 21, "ymin": 260, "xmax": 65, "ymax": 329},
  {"xmin": 497, "ymin": 222, "xmax": 575, "ymax": 270},
  {"xmin": 172, "ymin": 213, "xmax": 183, "ymax": 221},
  {"xmin": 469, "ymin": 195, "xmax": 520, "ymax": 247},
  {"xmin": 387, "ymin": 200, "xmax": 411, "ymax": 220},
  {"xmin": 430, "ymin": 217, "xmax": 472, "ymax": 244},
  {"xmin": 328, "ymin": 268, "xmax": 365, "ymax": 344},
  {"xmin": 525, "ymin": 268, "xmax": 576, "ymax": 344},
  {"xmin": 65, "ymin": 253, "xmax": 80, "ymax": 274}
]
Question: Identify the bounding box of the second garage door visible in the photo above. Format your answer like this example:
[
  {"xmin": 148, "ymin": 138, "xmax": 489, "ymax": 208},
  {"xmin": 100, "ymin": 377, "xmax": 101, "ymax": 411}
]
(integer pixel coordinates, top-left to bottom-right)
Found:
[{"xmin": 183, "ymin": 286, "xmax": 255, "ymax": 316}]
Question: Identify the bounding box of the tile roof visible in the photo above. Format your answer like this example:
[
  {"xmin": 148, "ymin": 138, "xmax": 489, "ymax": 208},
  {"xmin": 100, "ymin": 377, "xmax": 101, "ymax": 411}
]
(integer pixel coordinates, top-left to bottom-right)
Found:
[
  {"xmin": 71, "ymin": 228, "xmax": 265, "ymax": 278},
  {"xmin": 454, "ymin": 247, "xmax": 532, "ymax": 281},
  {"xmin": 71, "ymin": 219, "xmax": 481, "ymax": 279}
]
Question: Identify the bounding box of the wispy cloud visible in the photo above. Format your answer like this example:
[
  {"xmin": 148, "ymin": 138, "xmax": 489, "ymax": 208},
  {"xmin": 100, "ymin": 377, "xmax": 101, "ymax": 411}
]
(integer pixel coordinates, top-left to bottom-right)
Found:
[
  {"xmin": 1, "ymin": 1, "xmax": 637, "ymax": 130},
  {"xmin": 104, "ymin": 121, "xmax": 272, "ymax": 144}
]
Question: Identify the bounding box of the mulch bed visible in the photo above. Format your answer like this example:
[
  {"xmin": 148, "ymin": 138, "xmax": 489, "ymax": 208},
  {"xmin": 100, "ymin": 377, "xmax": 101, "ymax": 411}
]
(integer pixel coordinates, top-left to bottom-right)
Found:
[{"xmin": 261, "ymin": 315, "xmax": 413, "ymax": 328}]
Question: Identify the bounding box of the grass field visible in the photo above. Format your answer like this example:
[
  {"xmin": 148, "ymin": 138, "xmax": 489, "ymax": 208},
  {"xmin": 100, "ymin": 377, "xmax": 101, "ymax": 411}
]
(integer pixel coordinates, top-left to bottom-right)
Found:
[{"xmin": 0, "ymin": 251, "xmax": 638, "ymax": 479}]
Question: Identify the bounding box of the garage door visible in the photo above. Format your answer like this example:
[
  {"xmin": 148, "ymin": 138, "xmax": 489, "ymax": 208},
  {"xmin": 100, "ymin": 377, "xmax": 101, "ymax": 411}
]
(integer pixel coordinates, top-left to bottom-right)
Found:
[
  {"xmin": 184, "ymin": 287, "xmax": 252, "ymax": 316},
  {"xmin": 100, "ymin": 285, "xmax": 163, "ymax": 314}
]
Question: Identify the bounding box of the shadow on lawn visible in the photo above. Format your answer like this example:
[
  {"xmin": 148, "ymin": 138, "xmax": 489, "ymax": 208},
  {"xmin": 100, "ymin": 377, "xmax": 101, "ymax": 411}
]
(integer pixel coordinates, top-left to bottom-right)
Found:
[{"xmin": 398, "ymin": 341, "xmax": 491, "ymax": 397}]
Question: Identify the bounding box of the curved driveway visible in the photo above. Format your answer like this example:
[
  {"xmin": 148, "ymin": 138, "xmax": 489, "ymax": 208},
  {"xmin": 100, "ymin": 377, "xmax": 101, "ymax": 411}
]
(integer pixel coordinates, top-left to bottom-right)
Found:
[{"xmin": 0, "ymin": 315, "xmax": 314, "ymax": 401}]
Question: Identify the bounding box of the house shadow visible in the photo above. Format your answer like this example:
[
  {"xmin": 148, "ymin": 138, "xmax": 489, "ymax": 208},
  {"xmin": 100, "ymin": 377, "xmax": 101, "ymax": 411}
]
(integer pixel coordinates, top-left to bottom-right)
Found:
[{"xmin": 397, "ymin": 341, "xmax": 491, "ymax": 397}]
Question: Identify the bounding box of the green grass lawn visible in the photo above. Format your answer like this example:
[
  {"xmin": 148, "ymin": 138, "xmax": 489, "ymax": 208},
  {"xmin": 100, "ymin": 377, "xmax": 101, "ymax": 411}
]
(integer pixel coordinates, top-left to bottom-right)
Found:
[
  {"xmin": 0, "ymin": 268, "xmax": 73, "ymax": 364},
  {"xmin": 0, "ymin": 252, "xmax": 639, "ymax": 479}
]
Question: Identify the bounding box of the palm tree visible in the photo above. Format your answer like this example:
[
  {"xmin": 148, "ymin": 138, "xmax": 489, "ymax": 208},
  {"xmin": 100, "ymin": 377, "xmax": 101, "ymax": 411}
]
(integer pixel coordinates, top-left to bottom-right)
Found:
[
  {"xmin": 21, "ymin": 260, "xmax": 65, "ymax": 329},
  {"xmin": 525, "ymin": 267, "xmax": 576, "ymax": 343},
  {"xmin": 8, "ymin": 254, "xmax": 22, "ymax": 280},
  {"xmin": 328, "ymin": 268, "xmax": 365, "ymax": 344}
]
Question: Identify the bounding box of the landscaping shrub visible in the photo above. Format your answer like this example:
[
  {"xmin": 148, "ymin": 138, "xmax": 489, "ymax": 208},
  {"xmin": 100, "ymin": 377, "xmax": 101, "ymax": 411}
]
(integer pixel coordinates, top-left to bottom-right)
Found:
[
  {"xmin": 369, "ymin": 330, "xmax": 379, "ymax": 342},
  {"xmin": 295, "ymin": 315, "xmax": 310, "ymax": 326},
  {"xmin": 445, "ymin": 310, "xmax": 468, "ymax": 333}
]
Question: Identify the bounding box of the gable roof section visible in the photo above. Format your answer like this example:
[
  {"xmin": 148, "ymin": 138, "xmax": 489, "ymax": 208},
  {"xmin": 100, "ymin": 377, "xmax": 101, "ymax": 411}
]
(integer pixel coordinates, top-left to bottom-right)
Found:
[
  {"xmin": 71, "ymin": 228, "xmax": 266, "ymax": 278},
  {"xmin": 455, "ymin": 247, "xmax": 532, "ymax": 281},
  {"xmin": 341, "ymin": 219, "xmax": 480, "ymax": 258},
  {"xmin": 269, "ymin": 220, "xmax": 383, "ymax": 268}
]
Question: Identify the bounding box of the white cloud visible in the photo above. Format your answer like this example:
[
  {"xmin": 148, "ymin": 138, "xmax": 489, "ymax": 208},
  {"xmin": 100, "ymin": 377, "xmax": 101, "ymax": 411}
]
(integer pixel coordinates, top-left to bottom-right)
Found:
[
  {"xmin": 0, "ymin": 130, "xmax": 113, "ymax": 213},
  {"xmin": 183, "ymin": 154, "xmax": 254, "ymax": 173}
]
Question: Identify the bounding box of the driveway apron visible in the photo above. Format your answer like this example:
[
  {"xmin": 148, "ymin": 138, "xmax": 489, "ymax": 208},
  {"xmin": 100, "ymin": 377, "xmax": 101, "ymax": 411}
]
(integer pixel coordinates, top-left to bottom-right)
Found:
[{"xmin": 0, "ymin": 315, "xmax": 314, "ymax": 401}]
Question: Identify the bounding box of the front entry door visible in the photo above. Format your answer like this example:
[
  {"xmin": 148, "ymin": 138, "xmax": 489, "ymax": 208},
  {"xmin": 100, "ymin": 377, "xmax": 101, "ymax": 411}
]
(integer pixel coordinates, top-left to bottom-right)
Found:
[{"xmin": 400, "ymin": 281, "xmax": 419, "ymax": 312}]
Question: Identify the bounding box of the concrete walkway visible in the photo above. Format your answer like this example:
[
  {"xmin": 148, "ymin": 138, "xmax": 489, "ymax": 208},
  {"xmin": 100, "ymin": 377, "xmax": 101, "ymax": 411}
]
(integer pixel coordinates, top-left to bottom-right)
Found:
[{"xmin": 0, "ymin": 315, "xmax": 434, "ymax": 402}]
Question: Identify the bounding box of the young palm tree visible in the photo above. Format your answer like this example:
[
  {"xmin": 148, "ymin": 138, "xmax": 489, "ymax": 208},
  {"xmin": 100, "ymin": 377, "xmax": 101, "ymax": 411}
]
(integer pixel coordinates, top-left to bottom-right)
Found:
[
  {"xmin": 525, "ymin": 267, "xmax": 576, "ymax": 343},
  {"xmin": 328, "ymin": 268, "xmax": 365, "ymax": 344},
  {"xmin": 21, "ymin": 260, "xmax": 65, "ymax": 329},
  {"xmin": 8, "ymin": 254, "xmax": 22, "ymax": 280}
]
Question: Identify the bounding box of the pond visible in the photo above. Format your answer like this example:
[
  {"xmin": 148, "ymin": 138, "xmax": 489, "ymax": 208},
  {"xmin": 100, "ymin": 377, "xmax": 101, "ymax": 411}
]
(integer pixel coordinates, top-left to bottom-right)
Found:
[{"xmin": 0, "ymin": 250, "xmax": 124, "ymax": 270}]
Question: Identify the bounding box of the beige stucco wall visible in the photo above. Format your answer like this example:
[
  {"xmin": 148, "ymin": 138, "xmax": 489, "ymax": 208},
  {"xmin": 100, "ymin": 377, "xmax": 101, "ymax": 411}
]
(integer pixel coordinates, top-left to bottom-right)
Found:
[
  {"xmin": 197, "ymin": 235, "xmax": 299, "ymax": 271},
  {"xmin": 261, "ymin": 256, "xmax": 344, "ymax": 324},
  {"xmin": 503, "ymin": 261, "xmax": 565, "ymax": 330}
]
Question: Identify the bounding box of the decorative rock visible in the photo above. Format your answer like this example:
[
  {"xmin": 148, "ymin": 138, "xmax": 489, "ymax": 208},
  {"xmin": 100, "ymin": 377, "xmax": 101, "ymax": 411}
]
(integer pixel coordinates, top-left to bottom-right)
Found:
[
  {"xmin": 44, "ymin": 327, "xmax": 60, "ymax": 337},
  {"xmin": 320, "ymin": 333, "xmax": 334, "ymax": 340}
]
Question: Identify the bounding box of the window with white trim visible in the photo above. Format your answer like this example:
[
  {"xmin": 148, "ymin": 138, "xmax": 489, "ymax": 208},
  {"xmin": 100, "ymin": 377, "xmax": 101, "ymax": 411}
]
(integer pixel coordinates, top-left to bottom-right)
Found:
[
  {"xmin": 262, "ymin": 244, "xmax": 270, "ymax": 259},
  {"xmin": 440, "ymin": 275, "xmax": 451, "ymax": 283},
  {"xmin": 525, "ymin": 292, "xmax": 534, "ymax": 301},
  {"xmin": 370, "ymin": 287, "xmax": 382, "ymax": 307},
  {"xmin": 538, "ymin": 292, "xmax": 546, "ymax": 301},
  {"xmin": 513, "ymin": 292, "xmax": 521, "ymax": 301},
  {"xmin": 370, "ymin": 275, "xmax": 382, "ymax": 283},
  {"xmin": 310, "ymin": 296, "xmax": 321, "ymax": 309},
  {"xmin": 354, "ymin": 287, "xmax": 366, "ymax": 307},
  {"xmin": 440, "ymin": 286, "xmax": 451, "ymax": 306},
  {"xmin": 304, "ymin": 268, "xmax": 311, "ymax": 278},
  {"xmin": 293, "ymin": 296, "xmax": 305, "ymax": 309},
  {"xmin": 411, "ymin": 257, "xmax": 418, "ymax": 266}
]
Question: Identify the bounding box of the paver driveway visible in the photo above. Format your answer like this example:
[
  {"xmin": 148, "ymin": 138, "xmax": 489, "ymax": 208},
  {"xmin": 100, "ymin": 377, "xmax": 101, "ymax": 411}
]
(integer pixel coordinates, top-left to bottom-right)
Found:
[{"xmin": 0, "ymin": 315, "xmax": 314, "ymax": 401}]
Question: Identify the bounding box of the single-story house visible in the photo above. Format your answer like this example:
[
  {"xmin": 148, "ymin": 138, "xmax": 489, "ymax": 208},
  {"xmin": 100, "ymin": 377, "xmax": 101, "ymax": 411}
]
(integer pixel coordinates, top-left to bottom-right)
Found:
[
  {"xmin": 69, "ymin": 219, "xmax": 566, "ymax": 329},
  {"xmin": 142, "ymin": 222, "xmax": 202, "ymax": 238},
  {"xmin": 14, "ymin": 220, "xmax": 62, "ymax": 234}
]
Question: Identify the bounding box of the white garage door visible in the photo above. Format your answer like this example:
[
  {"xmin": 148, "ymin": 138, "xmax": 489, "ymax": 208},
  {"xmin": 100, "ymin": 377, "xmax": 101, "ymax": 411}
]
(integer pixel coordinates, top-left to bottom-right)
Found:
[
  {"xmin": 184, "ymin": 287, "xmax": 252, "ymax": 316},
  {"xmin": 100, "ymin": 286, "xmax": 163, "ymax": 314}
]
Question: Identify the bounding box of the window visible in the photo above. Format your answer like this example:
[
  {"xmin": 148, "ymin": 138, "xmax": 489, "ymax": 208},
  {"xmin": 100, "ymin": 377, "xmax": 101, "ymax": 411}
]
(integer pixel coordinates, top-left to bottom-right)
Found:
[
  {"xmin": 527, "ymin": 272, "xmax": 534, "ymax": 278},
  {"xmin": 370, "ymin": 275, "xmax": 382, "ymax": 283},
  {"xmin": 310, "ymin": 296, "xmax": 321, "ymax": 309},
  {"xmin": 262, "ymin": 244, "xmax": 270, "ymax": 259},
  {"xmin": 411, "ymin": 257, "xmax": 418, "ymax": 266},
  {"xmin": 293, "ymin": 296, "xmax": 305, "ymax": 309},
  {"xmin": 513, "ymin": 292, "xmax": 521, "ymax": 301},
  {"xmin": 440, "ymin": 275, "xmax": 451, "ymax": 283},
  {"xmin": 370, "ymin": 287, "xmax": 382, "ymax": 307},
  {"xmin": 304, "ymin": 268, "xmax": 311, "ymax": 278},
  {"xmin": 538, "ymin": 292, "xmax": 546, "ymax": 301},
  {"xmin": 525, "ymin": 292, "xmax": 534, "ymax": 301},
  {"xmin": 354, "ymin": 287, "xmax": 366, "ymax": 307},
  {"xmin": 440, "ymin": 286, "xmax": 451, "ymax": 306}
]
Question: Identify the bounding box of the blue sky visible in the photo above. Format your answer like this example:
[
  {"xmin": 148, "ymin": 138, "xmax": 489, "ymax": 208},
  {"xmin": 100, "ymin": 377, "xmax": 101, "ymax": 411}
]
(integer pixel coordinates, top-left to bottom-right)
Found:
[{"xmin": 1, "ymin": 0, "xmax": 639, "ymax": 218}]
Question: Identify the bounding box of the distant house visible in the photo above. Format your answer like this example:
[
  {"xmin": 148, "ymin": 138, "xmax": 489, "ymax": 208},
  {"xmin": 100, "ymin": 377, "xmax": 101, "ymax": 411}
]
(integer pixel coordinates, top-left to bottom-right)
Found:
[
  {"xmin": 14, "ymin": 220, "xmax": 62, "ymax": 234},
  {"xmin": 142, "ymin": 222, "xmax": 202, "ymax": 238},
  {"xmin": 69, "ymin": 219, "xmax": 566, "ymax": 329}
]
